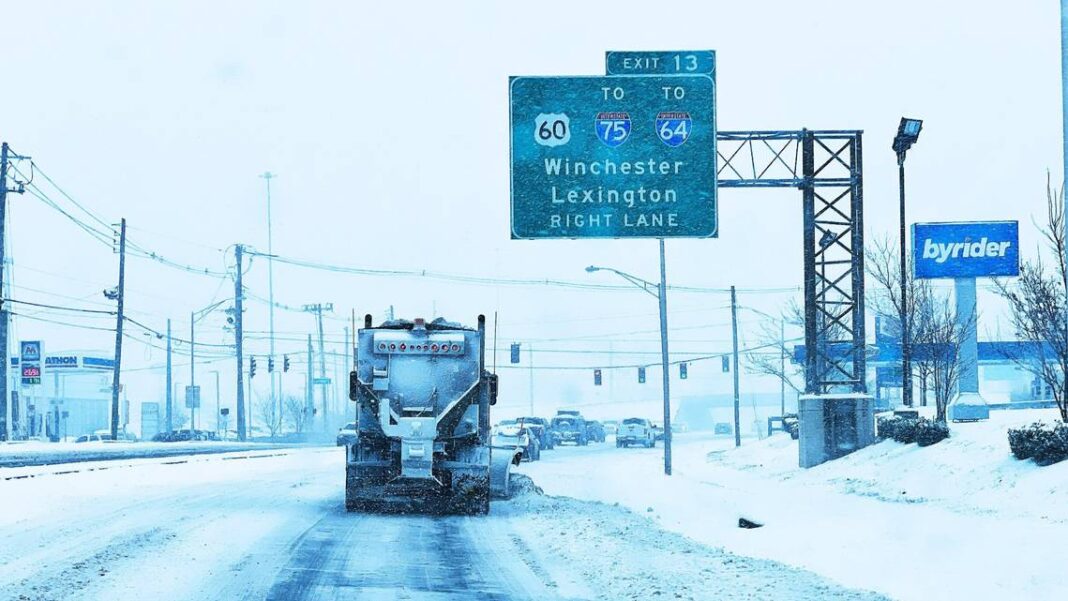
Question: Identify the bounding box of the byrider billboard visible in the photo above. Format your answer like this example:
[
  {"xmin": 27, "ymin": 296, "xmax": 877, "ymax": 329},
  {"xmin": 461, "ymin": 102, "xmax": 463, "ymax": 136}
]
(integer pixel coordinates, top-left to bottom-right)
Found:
[{"xmin": 912, "ymin": 221, "xmax": 1019, "ymax": 279}]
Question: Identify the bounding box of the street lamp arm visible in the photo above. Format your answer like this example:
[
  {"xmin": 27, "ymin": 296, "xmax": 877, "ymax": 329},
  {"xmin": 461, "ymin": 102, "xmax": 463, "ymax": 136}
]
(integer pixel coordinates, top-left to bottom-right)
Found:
[{"xmin": 588, "ymin": 265, "xmax": 660, "ymax": 299}]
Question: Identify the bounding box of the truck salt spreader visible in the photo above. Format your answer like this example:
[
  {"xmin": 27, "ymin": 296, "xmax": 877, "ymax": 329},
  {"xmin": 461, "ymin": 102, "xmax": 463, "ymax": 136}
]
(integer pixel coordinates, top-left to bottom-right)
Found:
[{"xmin": 346, "ymin": 315, "xmax": 519, "ymax": 514}]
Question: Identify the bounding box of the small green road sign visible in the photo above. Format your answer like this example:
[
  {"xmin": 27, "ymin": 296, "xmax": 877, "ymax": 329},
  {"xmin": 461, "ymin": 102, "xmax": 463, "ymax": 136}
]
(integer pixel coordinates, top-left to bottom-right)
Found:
[
  {"xmin": 605, "ymin": 50, "xmax": 716, "ymax": 76},
  {"xmin": 509, "ymin": 74, "xmax": 716, "ymax": 239},
  {"xmin": 313, "ymin": 377, "xmax": 332, "ymax": 385}
]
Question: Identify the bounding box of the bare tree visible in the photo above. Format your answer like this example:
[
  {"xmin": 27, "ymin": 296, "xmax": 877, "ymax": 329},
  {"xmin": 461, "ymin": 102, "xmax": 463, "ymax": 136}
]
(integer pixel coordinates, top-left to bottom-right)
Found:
[
  {"xmin": 993, "ymin": 177, "xmax": 1068, "ymax": 421},
  {"xmin": 746, "ymin": 302, "xmax": 805, "ymax": 397},
  {"xmin": 284, "ymin": 395, "xmax": 310, "ymax": 434},
  {"xmin": 256, "ymin": 397, "xmax": 283, "ymax": 437},
  {"xmin": 915, "ymin": 290, "xmax": 973, "ymax": 423},
  {"xmin": 867, "ymin": 235, "xmax": 928, "ymax": 405}
]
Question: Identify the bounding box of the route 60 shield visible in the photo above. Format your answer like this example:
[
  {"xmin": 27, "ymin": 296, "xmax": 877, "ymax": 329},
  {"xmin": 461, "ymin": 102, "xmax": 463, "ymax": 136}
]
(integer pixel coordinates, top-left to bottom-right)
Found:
[
  {"xmin": 655, "ymin": 111, "xmax": 692, "ymax": 147},
  {"xmin": 594, "ymin": 112, "xmax": 631, "ymax": 148}
]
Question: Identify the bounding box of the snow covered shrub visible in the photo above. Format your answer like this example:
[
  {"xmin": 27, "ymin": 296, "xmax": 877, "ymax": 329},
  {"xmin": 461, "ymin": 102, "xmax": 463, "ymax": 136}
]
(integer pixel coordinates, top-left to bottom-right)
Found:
[
  {"xmin": 877, "ymin": 416, "xmax": 934, "ymax": 444},
  {"xmin": 890, "ymin": 418, "xmax": 918, "ymax": 444},
  {"xmin": 1008, "ymin": 422, "xmax": 1068, "ymax": 465},
  {"xmin": 914, "ymin": 418, "xmax": 949, "ymax": 447},
  {"xmin": 1008, "ymin": 422, "xmax": 1046, "ymax": 460},
  {"xmin": 876, "ymin": 416, "xmax": 899, "ymax": 440},
  {"xmin": 1033, "ymin": 422, "xmax": 1068, "ymax": 466}
]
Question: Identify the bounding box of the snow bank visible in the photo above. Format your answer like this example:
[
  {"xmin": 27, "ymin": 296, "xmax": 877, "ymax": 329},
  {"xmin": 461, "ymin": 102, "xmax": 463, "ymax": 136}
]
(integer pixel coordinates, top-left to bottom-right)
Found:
[{"xmin": 520, "ymin": 419, "xmax": 1068, "ymax": 601}]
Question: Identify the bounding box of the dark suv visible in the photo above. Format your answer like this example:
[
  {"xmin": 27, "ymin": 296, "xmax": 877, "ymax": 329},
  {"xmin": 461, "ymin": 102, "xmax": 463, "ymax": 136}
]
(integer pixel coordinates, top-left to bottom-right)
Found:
[{"xmin": 551, "ymin": 415, "xmax": 589, "ymax": 446}]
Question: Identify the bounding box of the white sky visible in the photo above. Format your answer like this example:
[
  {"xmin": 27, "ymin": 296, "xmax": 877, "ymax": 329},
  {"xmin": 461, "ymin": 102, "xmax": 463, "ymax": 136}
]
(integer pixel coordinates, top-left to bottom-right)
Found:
[{"xmin": 0, "ymin": 0, "xmax": 1062, "ymax": 420}]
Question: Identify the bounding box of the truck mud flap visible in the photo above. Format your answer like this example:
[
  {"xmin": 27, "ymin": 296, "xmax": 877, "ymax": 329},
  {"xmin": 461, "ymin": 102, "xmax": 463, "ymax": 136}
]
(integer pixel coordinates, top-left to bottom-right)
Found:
[{"xmin": 489, "ymin": 446, "xmax": 522, "ymax": 499}]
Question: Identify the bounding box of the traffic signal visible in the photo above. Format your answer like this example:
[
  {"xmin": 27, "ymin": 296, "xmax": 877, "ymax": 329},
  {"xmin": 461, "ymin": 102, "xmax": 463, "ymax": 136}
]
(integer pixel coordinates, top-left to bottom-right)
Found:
[
  {"xmin": 510, "ymin": 343, "xmax": 521, "ymax": 364},
  {"xmin": 283, "ymin": 355, "xmax": 290, "ymax": 372},
  {"xmin": 638, "ymin": 367, "xmax": 646, "ymax": 384},
  {"xmin": 680, "ymin": 362, "xmax": 688, "ymax": 379},
  {"xmin": 722, "ymin": 356, "xmax": 730, "ymax": 373},
  {"xmin": 594, "ymin": 369, "xmax": 602, "ymax": 386},
  {"xmin": 250, "ymin": 357, "xmax": 257, "ymax": 378},
  {"xmin": 268, "ymin": 356, "xmax": 275, "ymax": 373}
]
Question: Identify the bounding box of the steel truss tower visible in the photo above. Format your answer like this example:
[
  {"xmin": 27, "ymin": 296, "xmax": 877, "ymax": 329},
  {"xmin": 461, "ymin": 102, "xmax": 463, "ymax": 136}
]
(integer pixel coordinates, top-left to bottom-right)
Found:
[{"xmin": 717, "ymin": 130, "xmax": 865, "ymax": 395}]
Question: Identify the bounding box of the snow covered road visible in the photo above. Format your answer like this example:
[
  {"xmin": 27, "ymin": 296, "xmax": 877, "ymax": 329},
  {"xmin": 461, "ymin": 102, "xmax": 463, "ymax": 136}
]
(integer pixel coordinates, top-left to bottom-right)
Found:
[{"xmin": 0, "ymin": 445, "xmax": 892, "ymax": 600}]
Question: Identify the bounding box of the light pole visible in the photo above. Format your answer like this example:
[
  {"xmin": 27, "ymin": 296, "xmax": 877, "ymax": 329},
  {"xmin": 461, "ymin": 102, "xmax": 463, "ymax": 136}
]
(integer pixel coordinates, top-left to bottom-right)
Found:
[
  {"xmin": 587, "ymin": 239, "xmax": 673, "ymax": 476},
  {"xmin": 260, "ymin": 172, "xmax": 279, "ymax": 424},
  {"xmin": 893, "ymin": 117, "xmax": 922, "ymax": 407},
  {"xmin": 209, "ymin": 370, "xmax": 220, "ymax": 434}
]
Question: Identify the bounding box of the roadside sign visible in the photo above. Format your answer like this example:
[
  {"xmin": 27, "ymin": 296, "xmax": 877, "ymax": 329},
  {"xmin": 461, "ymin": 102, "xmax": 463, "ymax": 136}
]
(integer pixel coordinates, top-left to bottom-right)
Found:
[
  {"xmin": 605, "ymin": 50, "xmax": 716, "ymax": 76},
  {"xmin": 912, "ymin": 221, "xmax": 1019, "ymax": 279},
  {"xmin": 509, "ymin": 74, "xmax": 717, "ymax": 239},
  {"xmin": 185, "ymin": 385, "xmax": 201, "ymax": 409},
  {"xmin": 313, "ymin": 377, "xmax": 332, "ymax": 385},
  {"xmin": 20, "ymin": 341, "xmax": 42, "ymax": 386},
  {"xmin": 141, "ymin": 402, "xmax": 160, "ymax": 440},
  {"xmin": 20, "ymin": 341, "xmax": 42, "ymax": 362}
]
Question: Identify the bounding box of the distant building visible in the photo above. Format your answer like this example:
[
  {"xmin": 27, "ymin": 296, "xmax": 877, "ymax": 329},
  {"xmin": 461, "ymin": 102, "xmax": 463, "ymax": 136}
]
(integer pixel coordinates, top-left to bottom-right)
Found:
[{"xmin": 8, "ymin": 352, "xmax": 116, "ymax": 439}]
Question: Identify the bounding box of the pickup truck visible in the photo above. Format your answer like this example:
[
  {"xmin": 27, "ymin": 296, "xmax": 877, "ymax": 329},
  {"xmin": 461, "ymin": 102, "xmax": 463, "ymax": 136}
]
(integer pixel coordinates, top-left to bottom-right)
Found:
[{"xmin": 616, "ymin": 418, "xmax": 656, "ymax": 448}]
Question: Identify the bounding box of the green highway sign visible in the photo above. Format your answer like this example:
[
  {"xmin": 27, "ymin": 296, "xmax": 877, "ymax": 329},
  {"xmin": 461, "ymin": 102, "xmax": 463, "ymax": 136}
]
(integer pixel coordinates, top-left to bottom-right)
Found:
[
  {"xmin": 606, "ymin": 50, "xmax": 716, "ymax": 76},
  {"xmin": 509, "ymin": 74, "xmax": 716, "ymax": 239}
]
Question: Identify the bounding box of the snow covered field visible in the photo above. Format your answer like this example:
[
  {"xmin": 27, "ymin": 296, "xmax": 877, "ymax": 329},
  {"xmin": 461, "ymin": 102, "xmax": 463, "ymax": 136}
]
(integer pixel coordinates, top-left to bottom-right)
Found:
[
  {"xmin": 1, "ymin": 445, "xmax": 888, "ymax": 600},
  {"xmin": 519, "ymin": 409, "xmax": 1068, "ymax": 601}
]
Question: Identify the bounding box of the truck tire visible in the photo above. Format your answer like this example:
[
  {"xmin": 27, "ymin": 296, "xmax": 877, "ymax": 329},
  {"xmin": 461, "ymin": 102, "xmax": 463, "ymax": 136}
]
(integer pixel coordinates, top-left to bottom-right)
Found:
[{"xmin": 616, "ymin": 440, "xmax": 623, "ymax": 448}]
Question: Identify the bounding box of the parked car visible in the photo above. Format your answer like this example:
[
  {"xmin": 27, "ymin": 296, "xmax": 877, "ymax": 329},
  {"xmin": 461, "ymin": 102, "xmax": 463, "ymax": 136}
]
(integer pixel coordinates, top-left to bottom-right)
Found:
[
  {"xmin": 602, "ymin": 420, "xmax": 619, "ymax": 435},
  {"xmin": 151, "ymin": 429, "xmax": 215, "ymax": 442},
  {"xmin": 651, "ymin": 422, "xmax": 665, "ymax": 442},
  {"xmin": 516, "ymin": 417, "xmax": 554, "ymax": 450},
  {"xmin": 616, "ymin": 418, "xmax": 656, "ymax": 448},
  {"xmin": 783, "ymin": 413, "xmax": 800, "ymax": 440},
  {"xmin": 714, "ymin": 422, "xmax": 734, "ymax": 436},
  {"xmin": 585, "ymin": 420, "xmax": 606, "ymax": 443},
  {"xmin": 77, "ymin": 429, "xmax": 137, "ymax": 443},
  {"xmin": 492, "ymin": 423, "xmax": 540, "ymax": 461},
  {"xmin": 551, "ymin": 414, "xmax": 589, "ymax": 446},
  {"xmin": 337, "ymin": 422, "xmax": 358, "ymax": 447}
]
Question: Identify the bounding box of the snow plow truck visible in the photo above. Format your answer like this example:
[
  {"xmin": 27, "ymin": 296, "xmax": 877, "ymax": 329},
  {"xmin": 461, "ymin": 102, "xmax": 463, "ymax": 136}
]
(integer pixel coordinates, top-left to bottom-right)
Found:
[{"xmin": 346, "ymin": 315, "xmax": 519, "ymax": 514}]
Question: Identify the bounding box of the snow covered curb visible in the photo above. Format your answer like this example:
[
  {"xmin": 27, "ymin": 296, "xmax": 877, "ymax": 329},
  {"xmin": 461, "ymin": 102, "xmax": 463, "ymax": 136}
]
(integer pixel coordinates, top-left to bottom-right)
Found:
[{"xmin": 0, "ymin": 440, "xmax": 321, "ymax": 469}]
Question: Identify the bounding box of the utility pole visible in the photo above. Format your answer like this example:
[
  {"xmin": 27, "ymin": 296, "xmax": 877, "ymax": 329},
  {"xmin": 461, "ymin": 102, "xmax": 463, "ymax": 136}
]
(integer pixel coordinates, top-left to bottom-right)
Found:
[
  {"xmin": 731, "ymin": 285, "xmax": 741, "ymax": 448},
  {"xmin": 261, "ymin": 172, "xmax": 279, "ymax": 422},
  {"xmin": 0, "ymin": 143, "xmax": 27, "ymax": 441},
  {"xmin": 190, "ymin": 311, "xmax": 196, "ymax": 430},
  {"xmin": 316, "ymin": 308, "xmax": 327, "ymax": 433},
  {"xmin": 166, "ymin": 319, "xmax": 173, "ymax": 433},
  {"xmin": 234, "ymin": 245, "xmax": 246, "ymax": 441},
  {"xmin": 658, "ymin": 239, "xmax": 672, "ymax": 476},
  {"xmin": 303, "ymin": 303, "xmax": 332, "ymax": 433},
  {"xmin": 109, "ymin": 219, "xmax": 127, "ymax": 440},
  {"xmin": 306, "ymin": 334, "xmax": 313, "ymax": 427},
  {"xmin": 528, "ymin": 344, "xmax": 534, "ymax": 415}
]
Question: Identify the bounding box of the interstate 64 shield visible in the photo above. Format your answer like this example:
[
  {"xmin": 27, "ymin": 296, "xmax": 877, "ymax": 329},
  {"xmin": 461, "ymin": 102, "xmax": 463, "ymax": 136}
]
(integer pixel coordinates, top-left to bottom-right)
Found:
[{"xmin": 509, "ymin": 74, "xmax": 716, "ymax": 239}]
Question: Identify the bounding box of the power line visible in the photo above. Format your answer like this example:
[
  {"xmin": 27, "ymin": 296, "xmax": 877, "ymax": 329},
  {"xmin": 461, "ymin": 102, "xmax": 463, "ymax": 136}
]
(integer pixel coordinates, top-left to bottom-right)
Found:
[{"xmin": 245, "ymin": 249, "xmax": 801, "ymax": 295}]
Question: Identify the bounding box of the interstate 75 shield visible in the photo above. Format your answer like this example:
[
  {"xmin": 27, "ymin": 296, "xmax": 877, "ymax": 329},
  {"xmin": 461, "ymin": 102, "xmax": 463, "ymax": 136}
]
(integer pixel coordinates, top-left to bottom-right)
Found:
[{"xmin": 594, "ymin": 112, "xmax": 632, "ymax": 148}]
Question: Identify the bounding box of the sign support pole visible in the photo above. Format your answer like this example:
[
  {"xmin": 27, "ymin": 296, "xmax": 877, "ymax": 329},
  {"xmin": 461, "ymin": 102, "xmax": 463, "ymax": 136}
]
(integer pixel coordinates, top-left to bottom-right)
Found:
[
  {"xmin": 658, "ymin": 239, "xmax": 672, "ymax": 476},
  {"xmin": 948, "ymin": 277, "xmax": 988, "ymax": 421}
]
